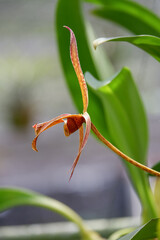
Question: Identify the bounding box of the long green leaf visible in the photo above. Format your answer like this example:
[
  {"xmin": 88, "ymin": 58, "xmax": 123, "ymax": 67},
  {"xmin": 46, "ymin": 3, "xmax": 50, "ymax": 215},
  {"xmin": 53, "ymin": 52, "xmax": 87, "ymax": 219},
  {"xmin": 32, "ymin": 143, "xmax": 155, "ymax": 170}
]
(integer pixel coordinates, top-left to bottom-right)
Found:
[
  {"xmin": 93, "ymin": 35, "xmax": 160, "ymax": 62},
  {"xmin": 0, "ymin": 188, "xmax": 100, "ymax": 240},
  {"xmin": 154, "ymin": 178, "xmax": 160, "ymax": 217},
  {"xmin": 118, "ymin": 218, "xmax": 160, "ymax": 240},
  {"xmin": 85, "ymin": 68, "xmax": 157, "ymax": 220},
  {"xmin": 85, "ymin": 67, "xmax": 148, "ymax": 163},
  {"xmin": 55, "ymin": 0, "xmax": 113, "ymax": 140},
  {"xmin": 0, "ymin": 188, "xmax": 84, "ymax": 228},
  {"xmin": 149, "ymin": 162, "xmax": 160, "ymax": 177},
  {"xmin": 55, "ymin": 0, "xmax": 157, "ymax": 220},
  {"xmin": 84, "ymin": 0, "xmax": 160, "ymax": 37}
]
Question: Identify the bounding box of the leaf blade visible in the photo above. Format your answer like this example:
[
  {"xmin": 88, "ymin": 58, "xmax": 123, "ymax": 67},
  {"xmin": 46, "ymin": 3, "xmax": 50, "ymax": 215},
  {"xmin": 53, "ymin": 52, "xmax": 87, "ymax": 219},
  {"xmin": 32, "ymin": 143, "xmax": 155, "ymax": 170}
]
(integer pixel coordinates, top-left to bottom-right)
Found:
[
  {"xmin": 85, "ymin": 68, "xmax": 157, "ymax": 218},
  {"xmin": 0, "ymin": 188, "xmax": 82, "ymax": 225},
  {"xmin": 118, "ymin": 218, "xmax": 160, "ymax": 240},
  {"xmin": 55, "ymin": 0, "xmax": 113, "ymax": 140},
  {"xmin": 85, "ymin": 67, "xmax": 148, "ymax": 163},
  {"xmin": 149, "ymin": 162, "xmax": 160, "ymax": 177},
  {"xmin": 93, "ymin": 35, "xmax": 160, "ymax": 62},
  {"xmin": 0, "ymin": 188, "xmax": 103, "ymax": 240},
  {"xmin": 86, "ymin": 0, "xmax": 160, "ymax": 37}
]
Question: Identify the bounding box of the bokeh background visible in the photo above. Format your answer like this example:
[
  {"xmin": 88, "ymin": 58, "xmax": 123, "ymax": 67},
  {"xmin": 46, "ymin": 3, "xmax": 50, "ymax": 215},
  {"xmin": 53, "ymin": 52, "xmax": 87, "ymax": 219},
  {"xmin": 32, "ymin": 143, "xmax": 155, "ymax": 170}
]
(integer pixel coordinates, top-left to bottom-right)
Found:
[{"xmin": 0, "ymin": 0, "xmax": 160, "ymax": 226}]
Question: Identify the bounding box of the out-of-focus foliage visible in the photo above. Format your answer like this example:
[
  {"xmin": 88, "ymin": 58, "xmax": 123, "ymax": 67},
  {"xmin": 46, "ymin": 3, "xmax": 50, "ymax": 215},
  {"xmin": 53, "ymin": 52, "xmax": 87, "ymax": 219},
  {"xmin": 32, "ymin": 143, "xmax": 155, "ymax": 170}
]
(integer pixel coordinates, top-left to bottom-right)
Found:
[
  {"xmin": 55, "ymin": 0, "xmax": 159, "ymax": 222},
  {"xmin": 0, "ymin": 188, "xmax": 102, "ymax": 240},
  {"xmin": 118, "ymin": 218, "xmax": 160, "ymax": 240},
  {"xmin": 93, "ymin": 35, "xmax": 160, "ymax": 62},
  {"xmin": 85, "ymin": 68, "xmax": 150, "ymax": 208},
  {"xmin": 56, "ymin": 0, "xmax": 114, "ymax": 139},
  {"xmin": 84, "ymin": 0, "xmax": 160, "ymax": 37},
  {"xmin": 85, "ymin": 67, "xmax": 148, "ymax": 164},
  {"xmin": 149, "ymin": 162, "xmax": 160, "ymax": 177}
]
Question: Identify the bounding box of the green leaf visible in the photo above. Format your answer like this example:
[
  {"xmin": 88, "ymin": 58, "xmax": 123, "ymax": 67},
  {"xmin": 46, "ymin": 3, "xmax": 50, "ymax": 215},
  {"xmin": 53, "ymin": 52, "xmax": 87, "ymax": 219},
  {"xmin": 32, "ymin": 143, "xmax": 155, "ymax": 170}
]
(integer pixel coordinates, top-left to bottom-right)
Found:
[
  {"xmin": 0, "ymin": 188, "xmax": 84, "ymax": 227},
  {"xmin": 149, "ymin": 162, "xmax": 160, "ymax": 176},
  {"xmin": 85, "ymin": 67, "xmax": 148, "ymax": 163},
  {"xmin": 55, "ymin": 0, "xmax": 113, "ymax": 140},
  {"xmin": 85, "ymin": 68, "xmax": 158, "ymax": 220},
  {"xmin": 154, "ymin": 178, "xmax": 160, "ymax": 217},
  {"xmin": 118, "ymin": 218, "xmax": 160, "ymax": 240},
  {"xmin": 158, "ymin": 219, "xmax": 160, "ymax": 240},
  {"xmin": 85, "ymin": 0, "xmax": 160, "ymax": 37},
  {"xmin": 0, "ymin": 188, "xmax": 101, "ymax": 240},
  {"xmin": 55, "ymin": 0, "xmax": 157, "ymax": 220},
  {"xmin": 93, "ymin": 35, "xmax": 160, "ymax": 62}
]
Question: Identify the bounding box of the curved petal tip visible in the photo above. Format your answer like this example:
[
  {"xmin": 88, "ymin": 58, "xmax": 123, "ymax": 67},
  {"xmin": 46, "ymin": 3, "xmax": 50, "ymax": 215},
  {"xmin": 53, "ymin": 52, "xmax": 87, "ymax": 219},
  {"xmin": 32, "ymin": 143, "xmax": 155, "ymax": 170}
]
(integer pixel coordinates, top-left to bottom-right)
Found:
[
  {"xmin": 63, "ymin": 26, "xmax": 71, "ymax": 32},
  {"xmin": 32, "ymin": 138, "xmax": 38, "ymax": 152}
]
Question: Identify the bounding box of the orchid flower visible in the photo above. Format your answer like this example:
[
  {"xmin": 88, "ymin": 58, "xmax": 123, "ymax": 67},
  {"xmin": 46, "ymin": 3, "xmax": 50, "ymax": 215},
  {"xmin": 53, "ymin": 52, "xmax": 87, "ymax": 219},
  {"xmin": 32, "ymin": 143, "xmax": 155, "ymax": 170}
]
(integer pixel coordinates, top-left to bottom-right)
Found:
[
  {"xmin": 32, "ymin": 26, "xmax": 160, "ymax": 179},
  {"xmin": 32, "ymin": 26, "xmax": 91, "ymax": 180}
]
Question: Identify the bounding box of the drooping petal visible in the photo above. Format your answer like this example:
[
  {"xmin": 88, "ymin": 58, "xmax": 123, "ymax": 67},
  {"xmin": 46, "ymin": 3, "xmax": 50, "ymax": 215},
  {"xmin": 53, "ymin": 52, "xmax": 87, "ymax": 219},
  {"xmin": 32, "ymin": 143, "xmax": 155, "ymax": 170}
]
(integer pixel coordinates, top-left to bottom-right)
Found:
[
  {"xmin": 32, "ymin": 113, "xmax": 73, "ymax": 152},
  {"xmin": 69, "ymin": 112, "xmax": 91, "ymax": 180},
  {"xmin": 79, "ymin": 124, "xmax": 84, "ymax": 152},
  {"xmin": 68, "ymin": 125, "xmax": 83, "ymax": 180},
  {"xmin": 64, "ymin": 26, "xmax": 88, "ymax": 113}
]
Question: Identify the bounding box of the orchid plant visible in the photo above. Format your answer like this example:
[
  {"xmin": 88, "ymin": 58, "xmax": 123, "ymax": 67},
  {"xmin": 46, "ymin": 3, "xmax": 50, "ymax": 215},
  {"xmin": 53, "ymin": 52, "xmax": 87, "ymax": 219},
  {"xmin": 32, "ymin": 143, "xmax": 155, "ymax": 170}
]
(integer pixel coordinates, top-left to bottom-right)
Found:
[
  {"xmin": 1, "ymin": 1, "xmax": 160, "ymax": 240},
  {"xmin": 32, "ymin": 26, "xmax": 160, "ymax": 180}
]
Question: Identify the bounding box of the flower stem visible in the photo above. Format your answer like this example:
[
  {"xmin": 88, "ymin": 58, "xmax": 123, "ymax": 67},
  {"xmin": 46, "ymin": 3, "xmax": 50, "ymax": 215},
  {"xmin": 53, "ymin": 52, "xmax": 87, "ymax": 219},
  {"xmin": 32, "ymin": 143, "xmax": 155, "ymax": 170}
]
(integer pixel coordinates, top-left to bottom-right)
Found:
[
  {"xmin": 91, "ymin": 123, "xmax": 160, "ymax": 177},
  {"xmin": 91, "ymin": 123, "xmax": 158, "ymax": 221}
]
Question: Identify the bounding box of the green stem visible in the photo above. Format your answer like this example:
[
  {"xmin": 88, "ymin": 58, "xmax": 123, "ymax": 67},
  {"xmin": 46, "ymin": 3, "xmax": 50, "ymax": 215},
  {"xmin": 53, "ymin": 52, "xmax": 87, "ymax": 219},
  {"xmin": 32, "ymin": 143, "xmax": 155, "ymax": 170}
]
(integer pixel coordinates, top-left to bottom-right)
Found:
[
  {"xmin": 127, "ymin": 166, "xmax": 157, "ymax": 222},
  {"xmin": 140, "ymin": 174, "xmax": 157, "ymax": 221}
]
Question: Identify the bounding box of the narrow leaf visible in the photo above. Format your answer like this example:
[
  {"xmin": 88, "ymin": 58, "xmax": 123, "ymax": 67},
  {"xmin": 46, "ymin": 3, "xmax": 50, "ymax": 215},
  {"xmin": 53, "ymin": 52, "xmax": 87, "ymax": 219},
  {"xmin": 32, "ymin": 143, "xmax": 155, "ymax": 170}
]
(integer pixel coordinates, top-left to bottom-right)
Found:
[
  {"xmin": 118, "ymin": 218, "xmax": 160, "ymax": 240},
  {"xmin": 55, "ymin": 0, "xmax": 113, "ymax": 140},
  {"xmin": 0, "ymin": 188, "xmax": 101, "ymax": 240},
  {"xmin": 55, "ymin": 0, "xmax": 157, "ymax": 220},
  {"xmin": 85, "ymin": 67, "xmax": 148, "ymax": 163},
  {"xmin": 85, "ymin": 68, "xmax": 155, "ymax": 215},
  {"xmin": 154, "ymin": 178, "xmax": 160, "ymax": 216},
  {"xmin": 93, "ymin": 35, "xmax": 160, "ymax": 62},
  {"xmin": 85, "ymin": 0, "xmax": 160, "ymax": 37},
  {"xmin": 149, "ymin": 162, "xmax": 160, "ymax": 177},
  {"xmin": 0, "ymin": 188, "xmax": 84, "ymax": 227}
]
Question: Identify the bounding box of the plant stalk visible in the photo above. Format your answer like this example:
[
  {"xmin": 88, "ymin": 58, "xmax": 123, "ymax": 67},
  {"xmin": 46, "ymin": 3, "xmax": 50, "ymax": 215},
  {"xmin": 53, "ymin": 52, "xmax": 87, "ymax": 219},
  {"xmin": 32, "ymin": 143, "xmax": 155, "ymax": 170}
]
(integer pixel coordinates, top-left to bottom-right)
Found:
[
  {"xmin": 91, "ymin": 123, "xmax": 158, "ymax": 221},
  {"xmin": 91, "ymin": 123, "xmax": 160, "ymax": 177}
]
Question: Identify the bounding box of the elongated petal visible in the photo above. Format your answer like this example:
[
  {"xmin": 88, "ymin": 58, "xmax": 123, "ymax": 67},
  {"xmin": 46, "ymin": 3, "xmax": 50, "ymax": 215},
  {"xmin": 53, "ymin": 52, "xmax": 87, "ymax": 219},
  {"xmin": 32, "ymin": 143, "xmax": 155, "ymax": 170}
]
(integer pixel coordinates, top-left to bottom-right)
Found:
[
  {"xmin": 64, "ymin": 26, "xmax": 88, "ymax": 113},
  {"xmin": 69, "ymin": 125, "xmax": 83, "ymax": 180},
  {"xmin": 79, "ymin": 124, "xmax": 84, "ymax": 152},
  {"xmin": 69, "ymin": 112, "xmax": 91, "ymax": 180},
  {"xmin": 32, "ymin": 113, "xmax": 73, "ymax": 152}
]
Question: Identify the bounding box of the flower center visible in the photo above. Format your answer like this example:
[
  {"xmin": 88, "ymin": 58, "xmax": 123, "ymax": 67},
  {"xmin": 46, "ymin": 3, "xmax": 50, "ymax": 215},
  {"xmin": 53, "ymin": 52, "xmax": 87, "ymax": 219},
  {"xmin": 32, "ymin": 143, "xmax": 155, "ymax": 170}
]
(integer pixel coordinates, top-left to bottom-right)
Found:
[{"xmin": 63, "ymin": 116, "xmax": 84, "ymax": 136}]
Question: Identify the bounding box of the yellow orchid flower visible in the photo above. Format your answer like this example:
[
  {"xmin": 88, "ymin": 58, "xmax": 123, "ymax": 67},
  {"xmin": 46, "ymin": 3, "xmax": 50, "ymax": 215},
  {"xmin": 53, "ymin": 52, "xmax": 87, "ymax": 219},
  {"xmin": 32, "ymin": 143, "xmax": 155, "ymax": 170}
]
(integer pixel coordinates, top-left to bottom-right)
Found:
[{"xmin": 32, "ymin": 26, "xmax": 160, "ymax": 180}]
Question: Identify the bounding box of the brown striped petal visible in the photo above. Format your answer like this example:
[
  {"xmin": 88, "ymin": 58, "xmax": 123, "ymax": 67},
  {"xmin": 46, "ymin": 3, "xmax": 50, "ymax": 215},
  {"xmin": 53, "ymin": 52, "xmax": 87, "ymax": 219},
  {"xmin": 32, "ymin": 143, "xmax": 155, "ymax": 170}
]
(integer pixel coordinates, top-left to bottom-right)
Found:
[
  {"xmin": 69, "ymin": 112, "xmax": 91, "ymax": 180},
  {"xmin": 64, "ymin": 26, "xmax": 88, "ymax": 113},
  {"xmin": 32, "ymin": 114, "xmax": 74, "ymax": 152}
]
